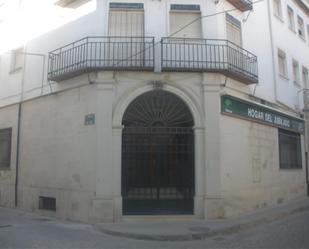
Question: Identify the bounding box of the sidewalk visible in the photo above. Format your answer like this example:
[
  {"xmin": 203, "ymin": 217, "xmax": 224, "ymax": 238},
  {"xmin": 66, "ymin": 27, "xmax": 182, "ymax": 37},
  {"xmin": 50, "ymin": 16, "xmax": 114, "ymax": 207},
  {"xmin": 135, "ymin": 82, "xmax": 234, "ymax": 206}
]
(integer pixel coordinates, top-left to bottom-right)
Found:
[{"xmin": 95, "ymin": 197, "xmax": 309, "ymax": 241}]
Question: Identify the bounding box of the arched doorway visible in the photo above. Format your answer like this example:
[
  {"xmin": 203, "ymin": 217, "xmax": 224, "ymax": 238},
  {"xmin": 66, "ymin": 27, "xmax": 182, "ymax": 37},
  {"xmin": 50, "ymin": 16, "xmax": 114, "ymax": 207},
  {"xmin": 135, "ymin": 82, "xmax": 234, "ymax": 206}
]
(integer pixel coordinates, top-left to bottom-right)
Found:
[{"xmin": 121, "ymin": 90, "xmax": 195, "ymax": 215}]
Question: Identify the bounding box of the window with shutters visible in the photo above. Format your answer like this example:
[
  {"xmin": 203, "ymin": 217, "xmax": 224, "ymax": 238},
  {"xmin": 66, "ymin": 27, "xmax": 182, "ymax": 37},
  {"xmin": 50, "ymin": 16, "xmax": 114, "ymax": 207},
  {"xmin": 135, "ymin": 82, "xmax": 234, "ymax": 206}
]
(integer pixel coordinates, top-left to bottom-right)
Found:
[
  {"xmin": 226, "ymin": 14, "xmax": 242, "ymax": 46},
  {"xmin": 278, "ymin": 49, "xmax": 287, "ymax": 78},
  {"xmin": 307, "ymin": 25, "xmax": 309, "ymax": 45},
  {"xmin": 287, "ymin": 6, "xmax": 295, "ymax": 31},
  {"xmin": 302, "ymin": 66, "xmax": 309, "ymax": 88},
  {"xmin": 292, "ymin": 59, "xmax": 300, "ymax": 85},
  {"xmin": 273, "ymin": 0, "xmax": 282, "ymax": 19},
  {"xmin": 278, "ymin": 129, "xmax": 302, "ymax": 169},
  {"xmin": 297, "ymin": 16, "xmax": 305, "ymax": 40},
  {"xmin": 169, "ymin": 5, "xmax": 202, "ymax": 38},
  {"xmin": 10, "ymin": 48, "xmax": 24, "ymax": 73},
  {"xmin": 108, "ymin": 3, "xmax": 144, "ymax": 37},
  {"xmin": 0, "ymin": 128, "xmax": 12, "ymax": 169}
]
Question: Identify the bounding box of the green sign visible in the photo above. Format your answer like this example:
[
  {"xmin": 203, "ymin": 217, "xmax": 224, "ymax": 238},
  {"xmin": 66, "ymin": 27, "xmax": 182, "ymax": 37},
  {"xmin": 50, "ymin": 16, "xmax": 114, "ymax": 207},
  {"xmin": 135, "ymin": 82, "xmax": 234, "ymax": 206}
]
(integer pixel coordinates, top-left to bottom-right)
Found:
[{"xmin": 221, "ymin": 95, "xmax": 304, "ymax": 133}]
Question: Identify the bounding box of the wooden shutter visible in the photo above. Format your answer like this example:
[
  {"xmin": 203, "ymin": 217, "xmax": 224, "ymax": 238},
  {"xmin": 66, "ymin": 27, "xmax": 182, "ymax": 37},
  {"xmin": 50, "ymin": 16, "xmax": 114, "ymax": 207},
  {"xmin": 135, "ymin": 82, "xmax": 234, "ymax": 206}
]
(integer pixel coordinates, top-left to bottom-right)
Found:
[
  {"xmin": 169, "ymin": 12, "xmax": 202, "ymax": 38},
  {"xmin": 108, "ymin": 9, "xmax": 144, "ymax": 36},
  {"xmin": 226, "ymin": 14, "xmax": 242, "ymax": 46}
]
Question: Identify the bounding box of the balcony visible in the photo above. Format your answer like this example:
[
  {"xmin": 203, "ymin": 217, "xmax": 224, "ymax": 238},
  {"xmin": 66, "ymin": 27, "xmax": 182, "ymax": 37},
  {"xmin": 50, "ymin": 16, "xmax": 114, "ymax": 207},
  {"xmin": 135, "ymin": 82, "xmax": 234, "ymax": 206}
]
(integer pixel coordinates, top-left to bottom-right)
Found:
[
  {"xmin": 48, "ymin": 36, "xmax": 155, "ymax": 81},
  {"xmin": 161, "ymin": 38, "xmax": 258, "ymax": 84},
  {"xmin": 226, "ymin": 0, "xmax": 253, "ymax": 12}
]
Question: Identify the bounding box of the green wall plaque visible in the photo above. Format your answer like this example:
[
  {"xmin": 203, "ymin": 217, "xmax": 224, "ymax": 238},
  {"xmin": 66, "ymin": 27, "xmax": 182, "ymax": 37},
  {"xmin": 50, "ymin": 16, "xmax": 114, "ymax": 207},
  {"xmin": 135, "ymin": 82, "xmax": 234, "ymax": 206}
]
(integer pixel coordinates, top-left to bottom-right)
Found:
[{"xmin": 221, "ymin": 95, "xmax": 304, "ymax": 133}]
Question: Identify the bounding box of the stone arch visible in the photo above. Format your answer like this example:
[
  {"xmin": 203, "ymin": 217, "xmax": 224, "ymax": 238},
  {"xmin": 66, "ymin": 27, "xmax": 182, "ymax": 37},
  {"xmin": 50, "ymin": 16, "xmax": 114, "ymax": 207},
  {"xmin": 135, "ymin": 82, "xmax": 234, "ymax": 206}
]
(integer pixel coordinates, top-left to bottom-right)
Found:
[{"xmin": 112, "ymin": 84, "xmax": 203, "ymax": 129}]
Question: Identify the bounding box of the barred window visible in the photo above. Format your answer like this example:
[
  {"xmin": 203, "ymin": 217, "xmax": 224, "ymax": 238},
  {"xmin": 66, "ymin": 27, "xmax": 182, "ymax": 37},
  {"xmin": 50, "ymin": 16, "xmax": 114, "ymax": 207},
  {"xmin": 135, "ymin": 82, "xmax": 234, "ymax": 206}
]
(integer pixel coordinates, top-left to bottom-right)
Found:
[
  {"xmin": 279, "ymin": 129, "xmax": 302, "ymax": 169},
  {"xmin": 0, "ymin": 128, "xmax": 12, "ymax": 169}
]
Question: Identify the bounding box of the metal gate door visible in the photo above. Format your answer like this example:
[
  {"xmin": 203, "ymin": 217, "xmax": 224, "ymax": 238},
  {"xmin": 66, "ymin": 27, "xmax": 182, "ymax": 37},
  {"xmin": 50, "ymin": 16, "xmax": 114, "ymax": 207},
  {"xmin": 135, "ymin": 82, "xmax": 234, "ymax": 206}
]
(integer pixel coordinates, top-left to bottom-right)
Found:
[
  {"xmin": 122, "ymin": 127, "xmax": 194, "ymax": 215},
  {"xmin": 121, "ymin": 90, "xmax": 195, "ymax": 215}
]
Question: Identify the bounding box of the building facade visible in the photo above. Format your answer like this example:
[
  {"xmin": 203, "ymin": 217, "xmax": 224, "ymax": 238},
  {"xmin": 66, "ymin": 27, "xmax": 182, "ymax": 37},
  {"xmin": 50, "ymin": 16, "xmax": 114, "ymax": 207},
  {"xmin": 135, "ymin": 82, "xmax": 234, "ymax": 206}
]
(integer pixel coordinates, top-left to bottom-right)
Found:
[{"xmin": 0, "ymin": 0, "xmax": 308, "ymax": 223}]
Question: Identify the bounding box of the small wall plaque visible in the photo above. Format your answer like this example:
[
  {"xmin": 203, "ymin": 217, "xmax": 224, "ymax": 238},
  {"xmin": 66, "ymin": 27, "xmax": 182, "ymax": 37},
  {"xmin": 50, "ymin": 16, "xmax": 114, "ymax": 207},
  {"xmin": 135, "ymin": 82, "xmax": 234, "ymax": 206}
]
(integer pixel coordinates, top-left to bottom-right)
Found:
[{"xmin": 85, "ymin": 114, "xmax": 95, "ymax": 126}]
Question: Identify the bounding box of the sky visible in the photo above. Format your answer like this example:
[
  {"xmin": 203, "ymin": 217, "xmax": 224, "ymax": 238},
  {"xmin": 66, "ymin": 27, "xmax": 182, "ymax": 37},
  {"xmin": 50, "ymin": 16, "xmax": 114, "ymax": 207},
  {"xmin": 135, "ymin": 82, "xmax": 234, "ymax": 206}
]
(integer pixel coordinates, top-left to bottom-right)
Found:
[{"xmin": 0, "ymin": 0, "xmax": 96, "ymax": 53}]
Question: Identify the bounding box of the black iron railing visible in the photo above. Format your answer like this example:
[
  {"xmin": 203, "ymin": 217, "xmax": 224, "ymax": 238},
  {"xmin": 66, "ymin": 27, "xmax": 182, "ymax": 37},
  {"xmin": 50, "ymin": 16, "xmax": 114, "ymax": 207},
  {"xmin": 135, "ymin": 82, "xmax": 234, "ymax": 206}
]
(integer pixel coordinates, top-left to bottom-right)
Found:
[
  {"xmin": 48, "ymin": 36, "xmax": 155, "ymax": 81},
  {"xmin": 161, "ymin": 38, "xmax": 258, "ymax": 84}
]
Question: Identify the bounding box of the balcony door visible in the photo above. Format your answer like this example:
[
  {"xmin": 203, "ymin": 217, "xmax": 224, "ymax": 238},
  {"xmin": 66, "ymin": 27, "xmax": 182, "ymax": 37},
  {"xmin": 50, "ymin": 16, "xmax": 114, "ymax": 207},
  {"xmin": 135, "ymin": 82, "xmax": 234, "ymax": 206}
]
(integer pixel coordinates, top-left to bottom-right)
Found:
[
  {"xmin": 168, "ymin": 7, "xmax": 203, "ymax": 69},
  {"xmin": 108, "ymin": 3, "xmax": 145, "ymax": 68}
]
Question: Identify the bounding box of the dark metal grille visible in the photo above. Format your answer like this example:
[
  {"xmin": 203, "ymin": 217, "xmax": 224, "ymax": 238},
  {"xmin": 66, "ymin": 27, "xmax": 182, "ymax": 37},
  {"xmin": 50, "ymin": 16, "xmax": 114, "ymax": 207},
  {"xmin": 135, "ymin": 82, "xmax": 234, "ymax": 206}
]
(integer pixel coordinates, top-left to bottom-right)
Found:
[
  {"xmin": 122, "ymin": 90, "xmax": 194, "ymax": 215},
  {"xmin": 39, "ymin": 196, "xmax": 56, "ymax": 211},
  {"xmin": 279, "ymin": 129, "xmax": 302, "ymax": 169},
  {"xmin": 0, "ymin": 128, "xmax": 12, "ymax": 169},
  {"xmin": 48, "ymin": 36, "xmax": 155, "ymax": 81},
  {"xmin": 161, "ymin": 38, "xmax": 258, "ymax": 84}
]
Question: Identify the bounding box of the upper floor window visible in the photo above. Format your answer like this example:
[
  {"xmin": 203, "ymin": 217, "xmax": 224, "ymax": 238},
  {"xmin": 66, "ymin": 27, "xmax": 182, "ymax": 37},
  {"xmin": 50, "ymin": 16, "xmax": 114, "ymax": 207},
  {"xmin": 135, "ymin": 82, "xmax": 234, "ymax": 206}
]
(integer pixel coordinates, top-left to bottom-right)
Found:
[
  {"xmin": 273, "ymin": 0, "xmax": 282, "ymax": 19},
  {"xmin": 292, "ymin": 59, "xmax": 300, "ymax": 85},
  {"xmin": 287, "ymin": 6, "xmax": 295, "ymax": 31},
  {"xmin": 226, "ymin": 14, "xmax": 242, "ymax": 46},
  {"xmin": 278, "ymin": 49, "xmax": 287, "ymax": 78},
  {"xmin": 297, "ymin": 16, "xmax": 305, "ymax": 40},
  {"xmin": 303, "ymin": 66, "xmax": 309, "ymax": 88},
  {"xmin": 0, "ymin": 128, "xmax": 12, "ymax": 169},
  {"xmin": 10, "ymin": 47, "xmax": 24, "ymax": 73},
  {"xmin": 307, "ymin": 25, "xmax": 309, "ymax": 45},
  {"xmin": 108, "ymin": 3, "xmax": 144, "ymax": 36},
  {"xmin": 169, "ymin": 4, "xmax": 202, "ymax": 38}
]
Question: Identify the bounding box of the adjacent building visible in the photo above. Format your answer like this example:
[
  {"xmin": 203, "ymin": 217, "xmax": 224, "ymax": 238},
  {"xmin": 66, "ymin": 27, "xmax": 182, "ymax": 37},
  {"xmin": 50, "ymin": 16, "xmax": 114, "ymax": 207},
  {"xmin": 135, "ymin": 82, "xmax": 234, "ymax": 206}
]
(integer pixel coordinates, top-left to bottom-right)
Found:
[{"xmin": 0, "ymin": 0, "xmax": 308, "ymax": 223}]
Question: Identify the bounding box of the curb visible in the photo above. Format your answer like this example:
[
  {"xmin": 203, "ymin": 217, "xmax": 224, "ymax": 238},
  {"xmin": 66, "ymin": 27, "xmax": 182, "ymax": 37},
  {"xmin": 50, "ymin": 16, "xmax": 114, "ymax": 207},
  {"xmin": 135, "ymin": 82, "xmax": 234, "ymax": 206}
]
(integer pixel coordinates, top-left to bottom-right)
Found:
[{"xmin": 95, "ymin": 205, "xmax": 309, "ymax": 241}]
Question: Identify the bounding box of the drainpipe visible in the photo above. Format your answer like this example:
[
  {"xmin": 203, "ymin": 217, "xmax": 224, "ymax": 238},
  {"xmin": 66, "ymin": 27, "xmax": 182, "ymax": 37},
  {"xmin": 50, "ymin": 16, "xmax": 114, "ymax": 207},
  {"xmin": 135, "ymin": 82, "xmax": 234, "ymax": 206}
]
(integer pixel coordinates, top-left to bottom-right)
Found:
[
  {"xmin": 15, "ymin": 46, "xmax": 27, "ymax": 208},
  {"xmin": 304, "ymin": 116, "xmax": 309, "ymax": 196},
  {"xmin": 15, "ymin": 102, "xmax": 22, "ymax": 207}
]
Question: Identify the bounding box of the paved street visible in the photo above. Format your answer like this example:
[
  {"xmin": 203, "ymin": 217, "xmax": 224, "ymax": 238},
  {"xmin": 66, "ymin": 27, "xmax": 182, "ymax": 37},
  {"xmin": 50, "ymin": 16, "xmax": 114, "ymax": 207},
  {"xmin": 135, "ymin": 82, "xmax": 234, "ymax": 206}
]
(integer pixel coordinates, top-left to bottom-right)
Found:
[{"xmin": 1, "ymin": 206, "xmax": 309, "ymax": 249}]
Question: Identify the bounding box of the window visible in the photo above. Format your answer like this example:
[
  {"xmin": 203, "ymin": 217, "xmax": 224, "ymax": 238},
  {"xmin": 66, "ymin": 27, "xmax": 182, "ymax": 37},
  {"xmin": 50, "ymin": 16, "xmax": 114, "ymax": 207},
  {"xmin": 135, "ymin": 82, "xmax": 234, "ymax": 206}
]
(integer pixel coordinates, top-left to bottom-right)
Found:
[
  {"xmin": 278, "ymin": 49, "xmax": 287, "ymax": 78},
  {"xmin": 108, "ymin": 3, "xmax": 144, "ymax": 36},
  {"xmin": 307, "ymin": 25, "xmax": 309, "ymax": 45},
  {"xmin": 39, "ymin": 196, "xmax": 56, "ymax": 211},
  {"xmin": 273, "ymin": 0, "xmax": 282, "ymax": 19},
  {"xmin": 279, "ymin": 129, "xmax": 302, "ymax": 169},
  {"xmin": 292, "ymin": 59, "xmax": 300, "ymax": 85},
  {"xmin": 303, "ymin": 66, "xmax": 309, "ymax": 88},
  {"xmin": 226, "ymin": 14, "xmax": 242, "ymax": 46},
  {"xmin": 169, "ymin": 5, "xmax": 202, "ymax": 38},
  {"xmin": 10, "ymin": 48, "xmax": 24, "ymax": 73},
  {"xmin": 0, "ymin": 128, "xmax": 12, "ymax": 169},
  {"xmin": 287, "ymin": 6, "xmax": 295, "ymax": 31},
  {"xmin": 297, "ymin": 16, "xmax": 305, "ymax": 39}
]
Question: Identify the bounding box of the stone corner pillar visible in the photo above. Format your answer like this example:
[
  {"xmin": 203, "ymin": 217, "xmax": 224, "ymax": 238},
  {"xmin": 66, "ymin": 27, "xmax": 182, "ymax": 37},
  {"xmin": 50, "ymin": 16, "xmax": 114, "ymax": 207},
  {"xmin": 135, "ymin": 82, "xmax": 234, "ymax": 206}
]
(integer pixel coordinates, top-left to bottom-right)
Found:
[
  {"xmin": 90, "ymin": 72, "xmax": 117, "ymax": 222},
  {"xmin": 202, "ymin": 73, "xmax": 226, "ymax": 219}
]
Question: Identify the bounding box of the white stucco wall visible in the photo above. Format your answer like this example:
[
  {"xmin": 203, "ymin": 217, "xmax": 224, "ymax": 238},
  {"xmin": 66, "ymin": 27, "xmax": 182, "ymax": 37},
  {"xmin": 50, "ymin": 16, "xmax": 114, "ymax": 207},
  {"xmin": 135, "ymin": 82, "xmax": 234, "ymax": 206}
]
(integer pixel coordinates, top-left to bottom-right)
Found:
[{"xmin": 220, "ymin": 115, "xmax": 307, "ymax": 217}]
